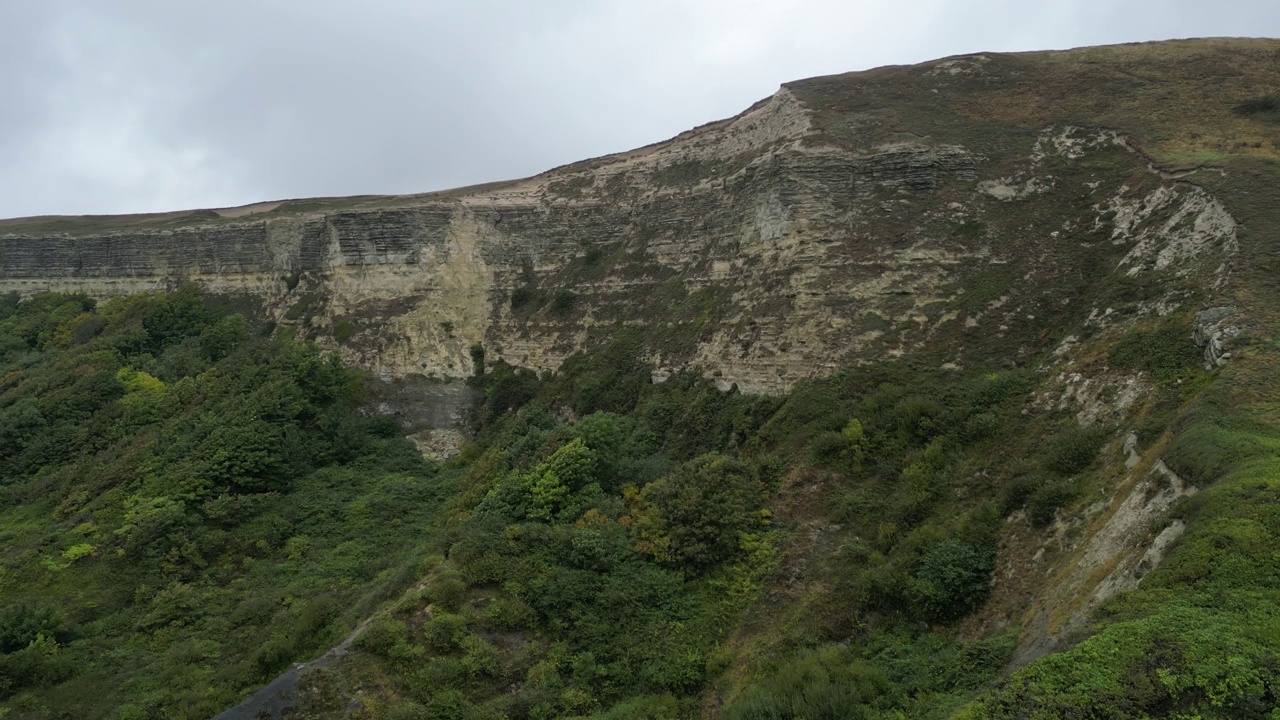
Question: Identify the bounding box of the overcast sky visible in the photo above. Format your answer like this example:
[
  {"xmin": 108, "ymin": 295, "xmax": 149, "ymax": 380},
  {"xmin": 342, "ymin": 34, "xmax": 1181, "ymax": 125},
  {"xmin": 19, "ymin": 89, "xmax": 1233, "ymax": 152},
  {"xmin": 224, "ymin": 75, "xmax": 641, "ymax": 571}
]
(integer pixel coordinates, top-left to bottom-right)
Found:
[{"xmin": 1, "ymin": 1, "xmax": 1277, "ymax": 219}]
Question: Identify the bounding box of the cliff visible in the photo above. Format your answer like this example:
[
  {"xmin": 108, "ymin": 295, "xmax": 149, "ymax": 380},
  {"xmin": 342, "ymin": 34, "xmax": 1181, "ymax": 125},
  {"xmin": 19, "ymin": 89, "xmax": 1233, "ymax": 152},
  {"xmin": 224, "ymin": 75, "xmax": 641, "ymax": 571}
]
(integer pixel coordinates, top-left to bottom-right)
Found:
[
  {"xmin": 4, "ymin": 37, "xmax": 1280, "ymax": 719},
  {"xmin": 1, "ymin": 38, "xmax": 1276, "ymax": 395}
]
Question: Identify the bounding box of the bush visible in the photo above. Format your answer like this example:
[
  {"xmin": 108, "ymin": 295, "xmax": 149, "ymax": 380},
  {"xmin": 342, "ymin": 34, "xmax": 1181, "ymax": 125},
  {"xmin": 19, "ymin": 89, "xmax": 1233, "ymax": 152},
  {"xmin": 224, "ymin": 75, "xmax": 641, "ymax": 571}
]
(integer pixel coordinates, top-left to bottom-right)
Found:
[
  {"xmin": 460, "ymin": 634, "xmax": 500, "ymax": 678},
  {"xmin": 810, "ymin": 431, "xmax": 850, "ymax": 464},
  {"xmin": 1042, "ymin": 427, "xmax": 1106, "ymax": 475},
  {"xmin": 1110, "ymin": 321, "xmax": 1203, "ymax": 383},
  {"xmin": 426, "ymin": 570, "xmax": 467, "ymax": 612},
  {"xmin": 480, "ymin": 595, "xmax": 535, "ymax": 630},
  {"xmin": 424, "ymin": 613, "xmax": 468, "ymax": 652},
  {"xmin": 333, "ymin": 319, "xmax": 355, "ymax": 344},
  {"xmin": 1028, "ymin": 481, "xmax": 1078, "ymax": 527},
  {"xmin": 1233, "ymin": 93, "xmax": 1280, "ymax": 121},
  {"xmin": 1001, "ymin": 475, "xmax": 1039, "ymax": 516},
  {"xmin": 1163, "ymin": 414, "xmax": 1271, "ymax": 486},
  {"xmin": 725, "ymin": 646, "xmax": 892, "ymax": 720},
  {"xmin": 912, "ymin": 539, "xmax": 995, "ymax": 623},
  {"xmin": 509, "ymin": 287, "xmax": 536, "ymax": 309},
  {"xmin": 0, "ymin": 603, "xmax": 68, "ymax": 653},
  {"xmin": 355, "ymin": 616, "xmax": 409, "ymax": 656},
  {"xmin": 550, "ymin": 290, "xmax": 578, "ymax": 315},
  {"xmin": 406, "ymin": 658, "xmax": 467, "ymax": 699},
  {"xmin": 962, "ymin": 412, "xmax": 1000, "ymax": 442},
  {"xmin": 628, "ymin": 454, "xmax": 766, "ymax": 571}
]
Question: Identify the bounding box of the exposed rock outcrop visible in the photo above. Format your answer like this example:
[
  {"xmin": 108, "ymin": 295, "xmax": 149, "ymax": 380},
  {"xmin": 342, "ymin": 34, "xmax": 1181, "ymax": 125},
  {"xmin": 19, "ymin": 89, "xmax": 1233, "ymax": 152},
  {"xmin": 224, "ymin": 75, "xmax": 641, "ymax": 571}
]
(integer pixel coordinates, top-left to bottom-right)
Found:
[{"xmin": 1, "ymin": 39, "xmax": 1268, "ymax": 396}]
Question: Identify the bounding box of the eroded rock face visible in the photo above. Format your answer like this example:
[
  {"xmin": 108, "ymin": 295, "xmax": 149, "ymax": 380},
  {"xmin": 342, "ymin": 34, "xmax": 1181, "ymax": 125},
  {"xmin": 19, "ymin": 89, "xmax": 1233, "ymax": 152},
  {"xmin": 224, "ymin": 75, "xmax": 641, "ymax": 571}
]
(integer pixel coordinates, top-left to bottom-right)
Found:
[
  {"xmin": 0, "ymin": 47, "xmax": 1253, "ymax": 395},
  {"xmin": 1193, "ymin": 306, "xmax": 1240, "ymax": 368}
]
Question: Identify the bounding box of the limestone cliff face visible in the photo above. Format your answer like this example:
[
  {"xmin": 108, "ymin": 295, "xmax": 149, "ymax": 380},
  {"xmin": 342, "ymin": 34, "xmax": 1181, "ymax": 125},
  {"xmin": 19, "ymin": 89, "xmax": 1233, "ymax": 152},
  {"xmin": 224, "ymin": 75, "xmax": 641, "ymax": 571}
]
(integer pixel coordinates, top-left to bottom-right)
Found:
[{"xmin": 1, "ymin": 39, "xmax": 1273, "ymax": 393}]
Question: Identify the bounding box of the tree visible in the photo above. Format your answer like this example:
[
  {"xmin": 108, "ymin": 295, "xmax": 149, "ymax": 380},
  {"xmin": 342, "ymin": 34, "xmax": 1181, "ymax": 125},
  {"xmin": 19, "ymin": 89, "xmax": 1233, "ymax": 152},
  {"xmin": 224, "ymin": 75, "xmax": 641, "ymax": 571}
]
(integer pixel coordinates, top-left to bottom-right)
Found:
[
  {"xmin": 525, "ymin": 438, "xmax": 597, "ymax": 522},
  {"xmin": 626, "ymin": 454, "xmax": 767, "ymax": 571}
]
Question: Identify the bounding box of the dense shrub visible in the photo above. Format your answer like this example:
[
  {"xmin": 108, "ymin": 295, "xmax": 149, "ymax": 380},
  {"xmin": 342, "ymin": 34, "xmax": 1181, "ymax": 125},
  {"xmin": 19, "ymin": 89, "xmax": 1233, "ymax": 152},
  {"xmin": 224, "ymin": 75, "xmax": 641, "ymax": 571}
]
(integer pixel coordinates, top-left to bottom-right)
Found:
[
  {"xmin": 725, "ymin": 646, "xmax": 893, "ymax": 720},
  {"xmin": 1110, "ymin": 321, "xmax": 1203, "ymax": 383},
  {"xmin": 509, "ymin": 286, "xmax": 536, "ymax": 309},
  {"xmin": 0, "ymin": 288, "xmax": 441, "ymax": 716},
  {"xmin": 1042, "ymin": 427, "xmax": 1106, "ymax": 475},
  {"xmin": 627, "ymin": 454, "xmax": 767, "ymax": 571},
  {"xmin": 550, "ymin": 289, "xmax": 578, "ymax": 315},
  {"xmin": 912, "ymin": 539, "xmax": 995, "ymax": 623},
  {"xmin": 1028, "ymin": 481, "xmax": 1079, "ymax": 527}
]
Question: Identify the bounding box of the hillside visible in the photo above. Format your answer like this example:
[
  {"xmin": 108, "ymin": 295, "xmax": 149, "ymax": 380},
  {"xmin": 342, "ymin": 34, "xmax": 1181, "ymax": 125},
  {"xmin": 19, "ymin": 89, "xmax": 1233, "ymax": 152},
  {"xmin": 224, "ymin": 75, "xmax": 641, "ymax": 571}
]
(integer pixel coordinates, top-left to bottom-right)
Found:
[{"xmin": 0, "ymin": 37, "xmax": 1279, "ymax": 719}]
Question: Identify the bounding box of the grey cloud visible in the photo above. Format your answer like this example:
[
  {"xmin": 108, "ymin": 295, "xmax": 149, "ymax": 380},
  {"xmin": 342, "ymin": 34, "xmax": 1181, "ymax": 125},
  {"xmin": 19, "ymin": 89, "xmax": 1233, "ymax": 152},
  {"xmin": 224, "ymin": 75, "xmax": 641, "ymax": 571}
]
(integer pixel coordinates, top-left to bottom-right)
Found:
[{"xmin": 1, "ymin": 0, "xmax": 1277, "ymax": 218}]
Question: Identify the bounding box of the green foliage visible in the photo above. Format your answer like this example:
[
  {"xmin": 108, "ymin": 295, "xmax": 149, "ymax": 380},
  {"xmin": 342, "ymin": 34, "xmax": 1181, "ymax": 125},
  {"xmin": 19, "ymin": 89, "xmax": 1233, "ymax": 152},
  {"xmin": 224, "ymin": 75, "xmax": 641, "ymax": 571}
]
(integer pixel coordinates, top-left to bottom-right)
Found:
[
  {"xmin": 332, "ymin": 319, "xmax": 355, "ymax": 344},
  {"xmin": 13, "ymin": 275, "xmax": 1277, "ymax": 720},
  {"xmin": 1162, "ymin": 407, "xmax": 1278, "ymax": 486},
  {"xmin": 356, "ymin": 617, "xmax": 410, "ymax": 657},
  {"xmin": 810, "ymin": 419, "xmax": 868, "ymax": 471},
  {"xmin": 550, "ymin": 289, "xmax": 578, "ymax": 315},
  {"xmin": 509, "ymin": 286, "xmax": 536, "ymax": 309},
  {"xmin": 810, "ymin": 431, "xmax": 850, "ymax": 463},
  {"xmin": 423, "ymin": 613, "xmax": 468, "ymax": 653},
  {"xmin": 0, "ymin": 289, "xmax": 440, "ymax": 717},
  {"xmin": 1232, "ymin": 93, "xmax": 1280, "ymax": 123},
  {"xmin": 726, "ymin": 646, "xmax": 893, "ymax": 720},
  {"xmin": 524, "ymin": 438, "xmax": 596, "ymax": 522},
  {"xmin": 1027, "ymin": 480, "xmax": 1079, "ymax": 527},
  {"xmin": 966, "ymin": 359, "xmax": 1280, "ymax": 718},
  {"xmin": 597, "ymin": 694, "xmax": 685, "ymax": 720},
  {"xmin": 628, "ymin": 454, "xmax": 767, "ymax": 571},
  {"xmin": 1042, "ymin": 426, "xmax": 1106, "ymax": 475},
  {"xmin": 952, "ymin": 220, "xmax": 988, "ymax": 239},
  {"xmin": 425, "ymin": 569, "xmax": 467, "ymax": 612},
  {"xmin": 0, "ymin": 605, "xmax": 67, "ymax": 654},
  {"xmin": 913, "ymin": 539, "xmax": 996, "ymax": 623},
  {"xmin": 1109, "ymin": 320, "xmax": 1204, "ymax": 384}
]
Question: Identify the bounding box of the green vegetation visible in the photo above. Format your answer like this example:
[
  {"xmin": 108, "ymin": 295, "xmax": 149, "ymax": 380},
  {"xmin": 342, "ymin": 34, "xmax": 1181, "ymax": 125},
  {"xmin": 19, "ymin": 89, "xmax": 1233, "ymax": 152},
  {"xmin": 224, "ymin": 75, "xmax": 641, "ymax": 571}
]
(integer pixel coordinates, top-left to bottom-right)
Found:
[
  {"xmin": 963, "ymin": 364, "xmax": 1280, "ymax": 718},
  {"xmin": 550, "ymin": 289, "xmax": 578, "ymax": 316},
  {"xmin": 4, "ymin": 280, "xmax": 1280, "ymax": 720},
  {"xmin": 333, "ymin": 319, "xmax": 356, "ymax": 344},
  {"xmin": 0, "ymin": 288, "xmax": 439, "ymax": 717},
  {"xmin": 0, "ymin": 288, "xmax": 1045, "ymax": 718},
  {"xmin": 1109, "ymin": 319, "xmax": 1204, "ymax": 385},
  {"xmin": 283, "ymin": 349, "xmax": 1049, "ymax": 718},
  {"xmin": 1232, "ymin": 93, "xmax": 1280, "ymax": 123}
]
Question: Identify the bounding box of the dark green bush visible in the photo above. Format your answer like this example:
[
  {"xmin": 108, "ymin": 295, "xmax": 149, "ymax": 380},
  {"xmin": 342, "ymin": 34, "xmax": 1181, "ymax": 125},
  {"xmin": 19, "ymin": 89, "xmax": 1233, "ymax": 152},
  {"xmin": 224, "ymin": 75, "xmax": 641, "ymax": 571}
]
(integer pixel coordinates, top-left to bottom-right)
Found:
[
  {"xmin": 1042, "ymin": 427, "xmax": 1106, "ymax": 475},
  {"xmin": 630, "ymin": 454, "xmax": 765, "ymax": 571},
  {"xmin": 1110, "ymin": 321, "xmax": 1203, "ymax": 383},
  {"xmin": 333, "ymin": 319, "xmax": 355, "ymax": 344},
  {"xmin": 0, "ymin": 604, "xmax": 68, "ymax": 653},
  {"xmin": 423, "ymin": 613, "xmax": 468, "ymax": 652},
  {"xmin": 1001, "ymin": 475, "xmax": 1039, "ymax": 516},
  {"xmin": 912, "ymin": 539, "xmax": 995, "ymax": 623},
  {"xmin": 550, "ymin": 290, "xmax": 578, "ymax": 315},
  {"xmin": 962, "ymin": 411, "xmax": 1001, "ymax": 442},
  {"xmin": 509, "ymin": 287, "xmax": 536, "ymax": 309},
  {"xmin": 725, "ymin": 646, "xmax": 893, "ymax": 720},
  {"xmin": 1028, "ymin": 481, "xmax": 1078, "ymax": 527},
  {"xmin": 1162, "ymin": 413, "xmax": 1271, "ymax": 486},
  {"xmin": 810, "ymin": 431, "xmax": 850, "ymax": 464},
  {"xmin": 425, "ymin": 570, "xmax": 467, "ymax": 612},
  {"xmin": 1233, "ymin": 94, "xmax": 1280, "ymax": 122},
  {"xmin": 355, "ymin": 617, "xmax": 409, "ymax": 657}
]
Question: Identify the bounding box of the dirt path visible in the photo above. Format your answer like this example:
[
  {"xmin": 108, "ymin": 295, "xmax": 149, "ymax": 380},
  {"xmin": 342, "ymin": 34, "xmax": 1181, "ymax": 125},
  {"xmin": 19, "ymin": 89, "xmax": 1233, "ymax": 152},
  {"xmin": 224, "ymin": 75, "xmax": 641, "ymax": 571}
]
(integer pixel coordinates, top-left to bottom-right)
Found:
[{"xmin": 209, "ymin": 616, "xmax": 374, "ymax": 720}]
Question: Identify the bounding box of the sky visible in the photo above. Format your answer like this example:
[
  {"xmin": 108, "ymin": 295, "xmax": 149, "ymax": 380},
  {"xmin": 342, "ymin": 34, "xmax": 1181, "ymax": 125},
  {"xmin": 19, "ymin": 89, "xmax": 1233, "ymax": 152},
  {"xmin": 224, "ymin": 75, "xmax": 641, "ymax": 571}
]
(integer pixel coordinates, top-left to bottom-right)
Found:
[{"xmin": 1, "ymin": 1, "xmax": 1277, "ymax": 219}]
